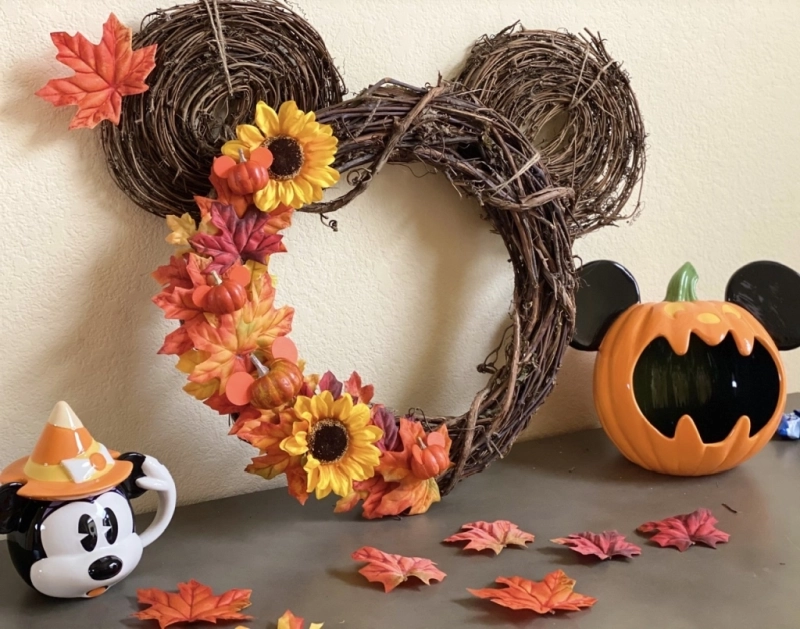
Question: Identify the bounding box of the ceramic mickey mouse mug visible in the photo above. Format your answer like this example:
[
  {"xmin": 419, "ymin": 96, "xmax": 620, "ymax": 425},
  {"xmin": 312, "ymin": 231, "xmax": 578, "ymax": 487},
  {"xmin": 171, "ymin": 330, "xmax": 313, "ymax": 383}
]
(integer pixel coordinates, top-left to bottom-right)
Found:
[{"xmin": 0, "ymin": 401, "xmax": 176, "ymax": 598}]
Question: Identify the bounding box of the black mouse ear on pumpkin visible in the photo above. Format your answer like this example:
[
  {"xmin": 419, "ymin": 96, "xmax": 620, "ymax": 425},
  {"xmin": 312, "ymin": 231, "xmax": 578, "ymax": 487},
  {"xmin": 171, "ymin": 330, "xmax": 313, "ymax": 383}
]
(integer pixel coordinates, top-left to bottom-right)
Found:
[
  {"xmin": 117, "ymin": 452, "xmax": 148, "ymax": 500},
  {"xmin": 570, "ymin": 260, "xmax": 641, "ymax": 351},
  {"xmin": 0, "ymin": 483, "xmax": 28, "ymax": 535},
  {"xmin": 726, "ymin": 261, "xmax": 800, "ymax": 351}
]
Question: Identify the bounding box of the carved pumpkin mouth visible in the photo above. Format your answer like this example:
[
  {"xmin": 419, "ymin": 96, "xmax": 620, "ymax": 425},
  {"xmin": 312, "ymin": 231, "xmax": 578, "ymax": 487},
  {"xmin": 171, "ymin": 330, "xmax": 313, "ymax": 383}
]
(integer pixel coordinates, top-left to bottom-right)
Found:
[{"xmin": 633, "ymin": 332, "xmax": 781, "ymax": 443}]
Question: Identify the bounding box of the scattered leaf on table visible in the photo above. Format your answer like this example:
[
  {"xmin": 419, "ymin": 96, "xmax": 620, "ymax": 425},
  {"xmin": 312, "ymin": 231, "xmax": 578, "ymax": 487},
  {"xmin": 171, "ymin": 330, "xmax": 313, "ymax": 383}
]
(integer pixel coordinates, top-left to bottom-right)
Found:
[
  {"xmin": 276, "ymin": 609, "xmax": 324, "ymax": 629},
  {"xmin": 638, "ymin": 508, "xmax": 730, "ymax": 551},
  {"xmin": 351, "ymin": 546, "xmax": 446, "ymax": 593},
  {"xmin": 133, "ymin": 579, "xmax": 252, "ymax": 628},
  {"xmin": 551, "ymin": 530, "xmax": 641, "ymax": 560},
  {"xmin": 36, "ymin": 13, "xmax": 157, "ymax": 129},
  {"xmin": 444, "ymin": 520, "xmax": 535, "ymax": 555},
  {"xmin": 468, "ymin": 570, "xmax": 597, "ymax": 614}
]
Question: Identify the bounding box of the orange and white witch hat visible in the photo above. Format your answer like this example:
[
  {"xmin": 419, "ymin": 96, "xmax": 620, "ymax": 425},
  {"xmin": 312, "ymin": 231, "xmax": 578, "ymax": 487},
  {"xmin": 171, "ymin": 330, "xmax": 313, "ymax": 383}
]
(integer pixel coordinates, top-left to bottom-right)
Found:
[{"xmin": 0, "ymin": 401, "xmax": 133, "ymax": 501}]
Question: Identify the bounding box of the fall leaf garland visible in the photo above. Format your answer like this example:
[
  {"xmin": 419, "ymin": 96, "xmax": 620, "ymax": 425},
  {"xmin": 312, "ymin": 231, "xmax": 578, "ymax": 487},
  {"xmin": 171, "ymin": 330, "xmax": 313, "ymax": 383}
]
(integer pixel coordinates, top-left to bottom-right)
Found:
[{"xmin": 149, "ymin": 101, "xmax": 453, "ymax": 518}]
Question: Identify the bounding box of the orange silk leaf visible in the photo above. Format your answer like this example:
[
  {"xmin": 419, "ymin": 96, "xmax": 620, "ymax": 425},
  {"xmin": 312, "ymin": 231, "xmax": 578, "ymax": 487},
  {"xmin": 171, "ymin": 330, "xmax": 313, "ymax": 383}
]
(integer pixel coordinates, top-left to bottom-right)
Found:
[
  {"xmin": 133, "ymin": 579, "xmax": 252, "ymax": 628},
  {"xmin": 351, "ymin": 546, "xmax": 446, "ymax": 593},
  {"xmin": 36, "ymin": 13, "xmax": 157, "ymax": 129},
  {"xmin": 444, "ymin": 520, "xmax": 535, "ymax": 555},
  {"xmin": 468, "ymin": 570, "xmax": 597, "ymax": 614}
]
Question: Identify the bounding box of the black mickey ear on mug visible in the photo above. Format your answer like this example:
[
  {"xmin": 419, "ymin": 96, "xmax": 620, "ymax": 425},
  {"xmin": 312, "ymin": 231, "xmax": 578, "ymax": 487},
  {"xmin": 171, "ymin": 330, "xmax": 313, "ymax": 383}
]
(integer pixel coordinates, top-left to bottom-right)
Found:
[
  {"xmin": 0, "ymin": 483, "xmax": 27, "ymax": 535},
  {"xmin": 117, "ymin": 452, "xmax": 148, "ymax": 500},
  {"xmin": 570, "ymin": 260, "xmax": 641, "ymax": 351},
  {"xmin": 726, "ymin": 261, "xmax": 800, "ymax": 351}
]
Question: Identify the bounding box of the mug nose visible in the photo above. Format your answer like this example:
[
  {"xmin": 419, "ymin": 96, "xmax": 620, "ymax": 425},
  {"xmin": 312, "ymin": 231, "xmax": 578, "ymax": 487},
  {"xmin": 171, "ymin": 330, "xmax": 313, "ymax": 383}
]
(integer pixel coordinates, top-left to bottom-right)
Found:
[{"xmin": 88, "ymin": 556, "xmax": 123, "ymax": 581}]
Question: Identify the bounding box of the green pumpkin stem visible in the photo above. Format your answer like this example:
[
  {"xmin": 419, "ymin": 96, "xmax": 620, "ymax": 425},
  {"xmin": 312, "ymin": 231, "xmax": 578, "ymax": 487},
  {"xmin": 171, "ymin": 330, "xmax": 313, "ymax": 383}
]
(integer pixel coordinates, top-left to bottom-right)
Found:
[{"xmin": 664, "ymin": 262, "xmax": 699, "ymax": 302}]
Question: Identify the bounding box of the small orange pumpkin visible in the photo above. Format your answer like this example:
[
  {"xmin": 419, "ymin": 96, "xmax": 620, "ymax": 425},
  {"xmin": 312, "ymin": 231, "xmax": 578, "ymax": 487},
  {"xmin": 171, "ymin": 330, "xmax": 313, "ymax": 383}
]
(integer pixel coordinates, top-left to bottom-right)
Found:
[
  {"xmin": 410, "ymin": 438, "xmax": 451, "ymax": 479},
  {"xmin": 205, "ymin": 271, "xmax": 247, "ymax": 315},
  {"xmin": 226, "ymin": 149, "xmax": 270, "ymax": 196},
  {"xmin": 579, "ymin": 262, "xmax": 789, "ymax": 476},
  {"xmin": 250, "ymin": 358, "xmax": 304, "ymax": 410}
]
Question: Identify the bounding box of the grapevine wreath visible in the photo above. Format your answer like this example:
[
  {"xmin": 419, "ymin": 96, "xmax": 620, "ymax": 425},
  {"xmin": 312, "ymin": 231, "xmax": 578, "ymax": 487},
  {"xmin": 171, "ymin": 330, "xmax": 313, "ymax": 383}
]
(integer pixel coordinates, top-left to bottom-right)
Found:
[{"xmin": 37, "ymin": 0, "xmax": 645, "ymax": 518}]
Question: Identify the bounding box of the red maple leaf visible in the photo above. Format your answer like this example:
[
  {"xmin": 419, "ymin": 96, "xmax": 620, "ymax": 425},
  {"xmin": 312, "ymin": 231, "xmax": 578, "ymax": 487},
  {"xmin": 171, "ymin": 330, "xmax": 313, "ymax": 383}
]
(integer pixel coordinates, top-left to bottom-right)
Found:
[
  {"xmin": 468, "ymin": 570, "xmax": 597, "ymax": 614},
  {"xmin": 551, "ymin": 531, "xmax": 641, "ymax": 560},
  {"xmin": 344, "ymin": 371, "xmax": 374, "ymax": 404},
  {"xmin": 444, "ymin": 520, "xmax": 535, "ymax": 555},
  {"xmin": 190, "ymin": 203, "xmax": 286, "ymax": 274},
  {"xmin": 36, "ymin": 14, "xmax": 157, "ymax": 129},
  {"xmin": 638, "ymin": 508, "xmax": 730, "ymax": 551},
  {"xmin": 157, "ymin": 326, "xmax": 194, "ymax": 356},
  {"xmin": 351, "ymin": 546, "xmax": 446, "ymax": 593},
  {"xmin": 152, "ymin": 255, "xmax": 192, "ymax": 292},
  {"xmin": 133, "ymin": 579, "xmax": 252, "ymax": 628}
]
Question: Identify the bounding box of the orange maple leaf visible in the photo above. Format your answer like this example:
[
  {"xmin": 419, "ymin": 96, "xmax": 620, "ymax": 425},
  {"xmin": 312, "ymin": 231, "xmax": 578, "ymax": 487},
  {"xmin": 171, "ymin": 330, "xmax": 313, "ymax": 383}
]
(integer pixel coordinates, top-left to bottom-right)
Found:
[
  {"xmin": 376, "ymin": 476, "xmax": 441, "ymax": 517},
  {"xmin": 231, "ymin": 410, "xmax": 309, "ymax": 504},
  {"xmin": 444, "ymin": 520, "xmax": 535, "ymax": 555},
  {"xmin": 334, "ymin": 476, "xmax": 398, "ymax": 519},
  {"xmin": 133, "ymin": 579, "xmax": 252, "ymax": 628},
  {"xmin": 187, "ymin": 285, "xmax": 293, "ymax": 392},
  {"xmin": 468, "ymin": 571, "xmax": 597, "ymax": 614},
  {"xmin": 351, "ymin": 546, "xmax": 446, "ymax": 593},
  {"xmin": 36, "ymin": 14, "xmax": 157, "ymax": 129}
]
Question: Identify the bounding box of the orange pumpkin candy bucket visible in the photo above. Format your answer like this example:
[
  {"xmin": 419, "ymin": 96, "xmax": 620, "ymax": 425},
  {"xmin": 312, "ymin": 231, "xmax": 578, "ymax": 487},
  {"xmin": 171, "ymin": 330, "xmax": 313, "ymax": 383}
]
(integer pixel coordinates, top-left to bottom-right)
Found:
[{"xmin": 571, "ymin": 261, "xmax": 800, "ymax": 476}]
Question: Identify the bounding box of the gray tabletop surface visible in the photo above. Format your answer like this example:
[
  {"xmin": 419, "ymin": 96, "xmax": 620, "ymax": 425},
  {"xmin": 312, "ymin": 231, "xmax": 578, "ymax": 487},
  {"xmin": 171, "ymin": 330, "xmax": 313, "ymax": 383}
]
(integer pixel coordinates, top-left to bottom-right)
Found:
[{"xmin": 2, "ymin": 393, "xmax": 800, "ymax": 628}]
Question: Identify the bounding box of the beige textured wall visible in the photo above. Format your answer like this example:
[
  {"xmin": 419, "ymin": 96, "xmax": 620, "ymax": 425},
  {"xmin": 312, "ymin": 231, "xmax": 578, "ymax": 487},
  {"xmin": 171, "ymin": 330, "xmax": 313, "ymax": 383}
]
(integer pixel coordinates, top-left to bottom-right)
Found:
[{"xmin": 0, "ymin": 0, "xmax": 798, "ymax": 512}]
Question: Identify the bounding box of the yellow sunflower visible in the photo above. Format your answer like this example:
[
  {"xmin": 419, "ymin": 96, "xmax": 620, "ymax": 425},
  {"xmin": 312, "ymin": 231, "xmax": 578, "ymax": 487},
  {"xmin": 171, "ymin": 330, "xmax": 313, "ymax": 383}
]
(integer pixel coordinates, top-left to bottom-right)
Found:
[
  {"xmin": 221, "ymin": 101, "xmax": 339, "ymax": 212},
  {"xmin": 281, "ymin": 391, "xmax": 383, "ymax": 499}
]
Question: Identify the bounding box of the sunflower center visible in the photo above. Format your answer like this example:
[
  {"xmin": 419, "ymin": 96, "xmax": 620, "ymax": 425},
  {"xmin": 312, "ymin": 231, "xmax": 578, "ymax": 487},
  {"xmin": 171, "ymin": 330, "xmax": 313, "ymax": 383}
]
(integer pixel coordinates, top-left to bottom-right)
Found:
[
  {"xmin": 264, "ymin": 136, "xmax": 304, "ymax": 180},
  {"xmin": 307, "ymin": 419, "xmax": 349, "ymax": 463}
]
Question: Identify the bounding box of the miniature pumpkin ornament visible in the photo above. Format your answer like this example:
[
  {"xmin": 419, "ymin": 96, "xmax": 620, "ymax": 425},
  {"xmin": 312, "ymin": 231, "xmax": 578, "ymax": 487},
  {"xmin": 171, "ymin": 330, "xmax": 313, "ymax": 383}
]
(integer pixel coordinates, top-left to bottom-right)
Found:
[
  {"xmin": 250, "ymin": 356, "xmax": 304, "ymax": 410},
  {"xmin": 572, "ymin": 260, "xmax": 800, "ymax": 476},
  {"xmin": 204, "ymin": 271, "xmax": 248, "ymax": 315},
  {"xmin": 212, "ymin": 147, "xmax": 273, "ymax": 196},
  {"xmin": 410, "ymin": 433, "xmax": 451, "ymax": 480}
]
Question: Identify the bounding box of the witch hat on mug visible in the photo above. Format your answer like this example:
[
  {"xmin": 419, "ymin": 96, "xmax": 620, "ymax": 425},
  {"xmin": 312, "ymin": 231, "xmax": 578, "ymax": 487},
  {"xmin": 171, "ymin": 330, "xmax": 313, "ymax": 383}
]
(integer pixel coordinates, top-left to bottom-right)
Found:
[{"xmin": 0, "ymin": 401, "xmax": 133, "ymax": 501}]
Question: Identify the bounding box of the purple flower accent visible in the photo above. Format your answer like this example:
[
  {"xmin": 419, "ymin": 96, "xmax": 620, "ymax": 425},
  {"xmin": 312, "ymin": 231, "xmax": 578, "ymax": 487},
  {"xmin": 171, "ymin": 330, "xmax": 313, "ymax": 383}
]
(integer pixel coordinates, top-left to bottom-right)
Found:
[{"xmin": 371, "ymin": 405, "xmax": 401, "ymax": 452}]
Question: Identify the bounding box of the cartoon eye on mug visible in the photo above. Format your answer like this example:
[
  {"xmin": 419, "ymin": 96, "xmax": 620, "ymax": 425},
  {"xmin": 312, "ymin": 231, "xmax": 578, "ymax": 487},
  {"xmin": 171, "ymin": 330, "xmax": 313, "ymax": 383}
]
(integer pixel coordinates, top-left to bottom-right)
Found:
[
  {"xmin": 0, "ymin": 402, "xmax": 176, "ymax": 599},
  {"xmin": 570, "ymin": 260, "xmax": 800, "ymax": 476}
]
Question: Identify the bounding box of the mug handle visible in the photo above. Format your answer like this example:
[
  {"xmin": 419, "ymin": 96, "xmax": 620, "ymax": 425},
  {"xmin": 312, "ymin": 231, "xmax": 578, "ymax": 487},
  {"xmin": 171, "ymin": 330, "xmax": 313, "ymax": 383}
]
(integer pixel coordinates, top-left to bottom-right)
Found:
[{"xmin": 134, "ymin": 456, "xmax": 177, "ymax": 548}]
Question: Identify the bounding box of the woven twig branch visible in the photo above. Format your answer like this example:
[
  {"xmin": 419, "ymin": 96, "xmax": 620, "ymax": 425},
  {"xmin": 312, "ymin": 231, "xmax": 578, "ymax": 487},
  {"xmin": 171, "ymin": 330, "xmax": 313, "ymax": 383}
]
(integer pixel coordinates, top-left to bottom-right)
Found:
[
  {"xmin": 302, "ymin": 79, "xmax": 577, "ymax": 493},
  {"xmin": 457, "ymin": 25, "xmax": 646, "ymax": 237}
]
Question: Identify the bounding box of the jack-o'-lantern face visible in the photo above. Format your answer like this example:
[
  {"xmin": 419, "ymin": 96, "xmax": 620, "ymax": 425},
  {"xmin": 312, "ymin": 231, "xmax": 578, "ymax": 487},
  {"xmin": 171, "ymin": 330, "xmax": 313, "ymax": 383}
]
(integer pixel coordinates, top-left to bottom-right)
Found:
[{"xmin": 572, "ymin": 261, "xmax": 800, "ymax": 476}]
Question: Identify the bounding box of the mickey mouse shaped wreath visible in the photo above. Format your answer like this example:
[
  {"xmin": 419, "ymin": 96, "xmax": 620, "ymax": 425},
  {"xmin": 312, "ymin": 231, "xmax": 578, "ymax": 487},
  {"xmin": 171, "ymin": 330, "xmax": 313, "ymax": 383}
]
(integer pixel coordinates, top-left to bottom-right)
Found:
[{"xmin": 36, "ymin": 2, "xmax": 645, "ymax": 518}]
